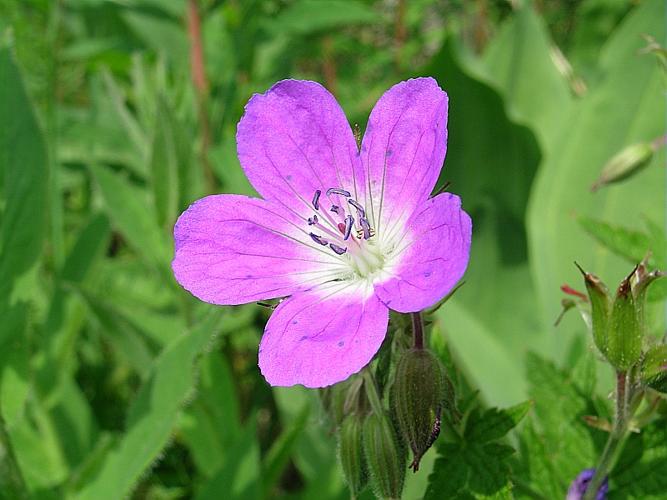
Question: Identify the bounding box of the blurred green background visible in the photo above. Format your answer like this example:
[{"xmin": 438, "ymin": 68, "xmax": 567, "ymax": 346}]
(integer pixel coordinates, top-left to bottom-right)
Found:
[{"xmin": 0, "ymin": 0, "xmax": 665, "ymax": 498}]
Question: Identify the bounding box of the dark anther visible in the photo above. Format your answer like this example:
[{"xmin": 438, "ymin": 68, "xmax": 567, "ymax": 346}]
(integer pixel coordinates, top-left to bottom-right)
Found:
[
  {"xmin": 330, "ymin": 205, "xmax": 340, "ymax": 214},
  {"xmin": 329, "ymin": 243, "xmax": 347, "ymax": 255},
  {"xmin": 307, "ymin": 214, "xmax": 319, "ymax": 225},
  {"xmin": 312, "ymin": 190, "xmax": 321, "ymax": 210},
  {"xmin": 309, "ymin": 232, "xmax": 328, "ymax": 246},
  {"xmin": 347, "ymin": 199, "xmax": 365, "ymax": 217},
  {"xmin": 326, "ymin": 188, "xmax": 351, "ymax": 197},
  {"xmin": 359, "ymin": 218, "xmax": 372, "ymax": 239},
  {"xmin": 343, "ymin": 215, "xmax": 353, "ymax": 241}
]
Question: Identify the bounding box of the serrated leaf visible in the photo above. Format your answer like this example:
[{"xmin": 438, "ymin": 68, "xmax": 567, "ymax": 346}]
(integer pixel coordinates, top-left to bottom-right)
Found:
[
  {"xmin": 465, "ymin": 401, "xmax": 531, "ymax": 443},
  {"xmin": 610, "ymin": 422, "xmax": 667, "ymax": 499},
  {"xmin": 578, "ymin": 216, "xmax": 653, "ymax": 265}
]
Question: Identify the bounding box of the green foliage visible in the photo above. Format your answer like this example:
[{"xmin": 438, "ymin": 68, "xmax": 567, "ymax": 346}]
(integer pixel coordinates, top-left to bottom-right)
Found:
[
  {"xmin": 425, "ymin": 402, "xmax": 530, "ymax": 499},
  {"xmin": 0, "ymin": 0, "xmax": 665, "ymax": 498}
]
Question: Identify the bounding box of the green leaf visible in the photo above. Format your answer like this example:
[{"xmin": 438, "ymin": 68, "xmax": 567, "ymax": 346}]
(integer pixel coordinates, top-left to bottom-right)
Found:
[
  {"xmin": 88, "ymin": 163, "xmax": 171, "ymax": 269},
  {"xmin": 149, "ymin": 98, "xmax": 179, "ymax": 229},
  {"xmin": 527, "ymin": 0, "xmax": 666, "ymax": 355},
  {"xmin": 268, "ymin": 0, "xmax": 378, "ymax": 36},
  {"xmin": 464, "ymin": 401, "xmax": 531, "ymax": 444},
  {"xmin": 73, "ymin": 311, "xmax": 224, "ymax": 500},
  {"xmin": 610, "ymin": 422, "xmax": 667, "ymax": 499},
  {"xmin": 578, "ymin": 216, "xmax": 652, "ymax": 265},
  {"xmin": 433, "ymin": 301, "xmax": 526, "ymax": 407},
  {"xmin": 425, "ymin": 442, "xmax": 515, "ymax": 499},
  {"xmin": 0, "ymin": 44, "xmax": 48, "ymax": 298}
]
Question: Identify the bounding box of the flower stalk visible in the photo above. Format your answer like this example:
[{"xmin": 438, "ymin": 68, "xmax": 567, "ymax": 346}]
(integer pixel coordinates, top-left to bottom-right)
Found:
[
  {"xmin": 582, "ymin": 371, "xmax": 633, "ymax": 500},
  {"xmin": 411, "ymin": 312, "xmax": 424, "ymax": 350}
]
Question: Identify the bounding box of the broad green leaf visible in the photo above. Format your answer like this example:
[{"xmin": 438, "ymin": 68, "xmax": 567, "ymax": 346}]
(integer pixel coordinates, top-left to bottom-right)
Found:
[
  {"xmin": 480, "ymin": 4, "xmax": 572, "ymax": 149},
  {"xmin": 121, "ymin": 10, "xmax": 189, "ymax": 67},
  {"xmin": 0, "ymin": 43, "xmax": 48, "ymax": 430},
  {"xmin": 74, "ymin": 310, "xmax": 224, "ymax": 500},
  {"xmin": 527, "ymin": 0, "xmax": 666, "ymax": 357},
  {"xmin": 268, "ymin": 0, "xmax": 378, "ymax": 36},
  {"xmin": 464, "ymin": 401, "xmax": 532, "ymax": 444},
  {"xmin": 88, "ymin": 163, "xmax": 171, "ymax": 270},
  {"xmin": 433, "ymin": 301, "xmax": 526, "ymax": 407}
]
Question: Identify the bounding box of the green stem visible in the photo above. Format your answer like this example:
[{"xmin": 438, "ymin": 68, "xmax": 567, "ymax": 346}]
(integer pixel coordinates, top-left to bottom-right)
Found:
[
  {"xmin": 0, "ymin": 411, "xmax": 28, "ymax": 499},
  {"xmin": 362, "ymin": 369, "xmax": 384, "ymax": 416},
  {"xmin": 411, "ymin": 312, "xmax": 424, "ymax": 350},
  {"xmin": 583, "ymin": 371, "xmax": 633, "ymax": 500}
]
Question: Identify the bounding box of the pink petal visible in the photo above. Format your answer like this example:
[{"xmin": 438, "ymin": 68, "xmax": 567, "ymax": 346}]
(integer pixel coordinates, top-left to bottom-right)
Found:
[
  {"xmin": 258, "ymin": 284, "xmax": 389, "ymax": 387},
  {"xmin": 374, "ymin": 193, "xmax": 471, "ymax": 312},
  {"xmin": 237, "ymin": 80, "xmax": 365, "ymax": 215},
  {"xmin": 361, "ymin": 78, "xmax": 448, "ymax": 235},
  {"xmin": 172, "ymin": 194, "xmax": 344, "ymax": 305}
]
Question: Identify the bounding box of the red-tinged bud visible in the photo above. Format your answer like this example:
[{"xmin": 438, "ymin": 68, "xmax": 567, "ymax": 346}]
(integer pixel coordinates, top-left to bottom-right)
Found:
[
  {"xmin": 338, "ymin": 414, "xmax": 368, "ymax": 498},
  {"xmin": 391, "ymin": 348, "xmax": 453, "ymax": 472},
  {"xmin": 607, "ymin": 271, "xmax": 641, "ymax": 371},
  {"xmin": 640, "ymin": 345, "xmax": 667, "ymax": 393},
  {"xmin": 362, "ymin": 412, "xmax": 405, "ymax": 500},
  {"xmin": 575, "ymin": 263, "xmax": 612, "ymax": 358}
]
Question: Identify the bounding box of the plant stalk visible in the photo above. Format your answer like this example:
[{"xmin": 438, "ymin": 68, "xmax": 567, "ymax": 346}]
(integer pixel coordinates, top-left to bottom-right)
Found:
[
  {"xmin": 362, "ymin": 369, "xmax": 384, "ymax": 416},
  {"xmin": 411, "ymin": 312, "xmax": 424, "ymax": 350},
  {"xmin": 583, "ymin": 371, "xmax": 632, "ymax": 500}
]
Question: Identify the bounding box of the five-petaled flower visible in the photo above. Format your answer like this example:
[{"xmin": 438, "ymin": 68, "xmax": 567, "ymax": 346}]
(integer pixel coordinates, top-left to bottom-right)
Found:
[{"xmin": 172, "ymin": 78, "xmax": 471, "ymax": 388}]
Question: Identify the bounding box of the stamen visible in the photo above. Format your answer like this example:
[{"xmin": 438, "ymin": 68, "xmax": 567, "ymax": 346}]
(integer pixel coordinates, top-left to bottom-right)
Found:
[
  {"xmin": 329, "ymin": 243, "xmax": 347, "ymax": 255},
  {"xmin": 359, "ymin": 217, "xmax": 372, "ymax": 240},
  {"xmin": 330, "ymin": 205, "xmax": 340, "ymax": 214},
  {"xmin": 347, "ymin": 199, "xmax": 365, "ymax": 218},
  {"xmin": 312, "ymin": 190, "xmax": 321, "ymax": 210},
  {"xmin": 326, "ymin": 188, "xmax": 351, "ymax": 197},
  {"xmin": 309, "ymin": 232, "xmax": 328, "ymax": 246},
  {"xmin": 307, "ymin": 214, "xmax": 319, "ymax": 225},
  {"xmin": 343, "ymin": 215, "xmax": 353, "ymax": 241}
]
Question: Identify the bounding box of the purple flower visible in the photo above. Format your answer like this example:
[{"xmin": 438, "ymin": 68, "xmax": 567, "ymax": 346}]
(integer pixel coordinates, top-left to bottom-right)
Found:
[
  {"xmin": 567, "ymin": 469, "xmax": 609, "ymax": 500},
  {"xmin": 172, "ymin": 78, "xmax": 471, "ymax": 388}
]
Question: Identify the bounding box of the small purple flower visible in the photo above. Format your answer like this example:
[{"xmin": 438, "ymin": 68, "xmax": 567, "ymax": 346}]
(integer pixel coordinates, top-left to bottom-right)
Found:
[
  {"xmin": 172, "ymin": 78, "xmax": 471, "ymax": 387},
  {"xmin": 567, "ymin": 469, "xmax": 609, "ymax": 500}
]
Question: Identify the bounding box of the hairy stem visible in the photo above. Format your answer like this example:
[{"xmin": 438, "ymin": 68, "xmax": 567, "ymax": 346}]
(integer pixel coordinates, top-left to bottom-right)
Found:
[
  {"xmin": 0, "ymin": 411, "xmax": 28, "ymax": 499},
  {"xmin": 411, "ymin": 312, "xmax": 424, "ymax": 350},
  {"xmin": 583, "ymin": 371, "xmax": 633, "ymax": 500}
]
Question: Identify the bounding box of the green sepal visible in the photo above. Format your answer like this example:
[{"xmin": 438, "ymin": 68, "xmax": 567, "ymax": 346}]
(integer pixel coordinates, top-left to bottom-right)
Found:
[
  {"xmin": 640, "ymin": 345, "xmax": 667, "ymax": 393},
  {"xmin": 576, "ymin": 264, "xmax": 612, "ymax": 357},
  {"xmin": 338, "ymin": 414, "xmax": 368, "ymax": 498},
  {"xmin": 607, "ymin": 273, "xmax": 642, "ymax": 371},
  {"xmin": 362, "ymin": 412, "xmax": 405, "ymax": 500}
]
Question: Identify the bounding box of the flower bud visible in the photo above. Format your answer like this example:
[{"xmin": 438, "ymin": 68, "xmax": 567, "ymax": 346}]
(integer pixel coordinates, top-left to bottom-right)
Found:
[
  {"xmin": 362, "ymin": 412, "xmax": 405, "ymax": 500},
  {"xmin": 566, "ymin": 468, "xmax": 608, "ymax": 500},
  {"xmin": 606, "ymin": 272, "xmax": 642, "ymax": 371},
  {"xmin": 591, "ymin": 141, "xmax": 654, "ymax": 192},
  {"xmin": 576, "ymin": 264, "xmax": 611, "ymax": 357},
  {"xmin": 391, "ymin": 348, "xmax": 450, "ymax": 472},
  {"xmin": 640, "ymin": 345, "xmax": 667, "ymax": 393},
  {"xmin": 338, "ymin": 414, "xmax": 368, "ymax": 498}
]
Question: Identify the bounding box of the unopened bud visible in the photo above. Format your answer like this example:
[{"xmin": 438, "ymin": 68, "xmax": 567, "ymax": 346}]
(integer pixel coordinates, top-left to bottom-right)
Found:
[
  {"xmin": 362, "ymin": 412, "xmax": 405, "ymax": 500},
  {"xmin": 576, "ymin": 263, "xmax": 611, "ymax": 357},
  {"xmin": 607, "ymin": 271, "xmax": 641, "ymax": 371},
  {"xmin": 338, "ymin": 414, "xmax": 368, "ymax": 498},
  {"xmin": 391, "ymin": 348, "xmax": 451, "ymax": 472},
  {"xmin": 640, "ymin": 345, "xmax": 667, "ymax": 393},
  {"xmin": 591, "ymin": 142, "xmax": 654, "ymax": 192}
]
